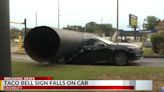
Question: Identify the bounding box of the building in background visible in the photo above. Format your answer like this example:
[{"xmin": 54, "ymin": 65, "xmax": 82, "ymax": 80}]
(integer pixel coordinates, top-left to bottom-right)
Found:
[{"xmin": 156, "ymin": 20, "xmax": 164, "ymax": 34}]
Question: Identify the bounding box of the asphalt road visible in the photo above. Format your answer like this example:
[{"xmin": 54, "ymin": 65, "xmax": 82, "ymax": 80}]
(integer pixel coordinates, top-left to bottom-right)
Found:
[
  {"xmin": 11, "ymin": 54, "xmax": 164, "ymax": 67},
  {"xmin": 129, "ymin": 58, "xmax": 164, "ymax": 67},
  {"xmin": 12, "ymin": 54, "xmax": 35, "ymax": 63}
]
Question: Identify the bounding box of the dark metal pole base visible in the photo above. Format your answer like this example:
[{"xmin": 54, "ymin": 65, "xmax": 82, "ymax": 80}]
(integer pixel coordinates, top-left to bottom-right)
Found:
[{"xmin": 0, "ymin": 0, "xmax": 11, "ymax": 76}]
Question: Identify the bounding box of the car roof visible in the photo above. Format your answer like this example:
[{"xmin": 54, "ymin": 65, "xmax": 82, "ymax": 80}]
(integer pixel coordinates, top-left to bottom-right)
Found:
[{"xmin": 83, "ymin": 36, "xmax": 114, "ymax": 44}]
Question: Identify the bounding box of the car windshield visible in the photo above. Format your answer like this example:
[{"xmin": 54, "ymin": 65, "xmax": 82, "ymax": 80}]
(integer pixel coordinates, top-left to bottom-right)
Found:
[{"xmin": 95, "ymin": 37, "xmax": 114, "ymax": 44}]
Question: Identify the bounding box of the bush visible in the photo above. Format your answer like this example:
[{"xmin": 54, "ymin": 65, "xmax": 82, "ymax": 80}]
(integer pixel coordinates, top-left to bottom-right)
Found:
[{"xmin": 150, "ymin": 34, "xmax": 164, "ymax": 53}]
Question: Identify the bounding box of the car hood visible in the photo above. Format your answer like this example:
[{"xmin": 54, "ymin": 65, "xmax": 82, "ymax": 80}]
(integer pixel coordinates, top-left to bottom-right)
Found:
[{"xmin": 112, "ymin": 42, "xmax": 140, "ymax": 48}]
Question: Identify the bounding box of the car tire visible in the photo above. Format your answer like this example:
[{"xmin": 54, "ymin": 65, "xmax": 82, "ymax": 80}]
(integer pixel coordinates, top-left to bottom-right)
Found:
[
  {"xmin": 47, "ymin": 58, "xmax": 65, "ymax": 64},
  {"xmin": 57, "ymin": 58, "xmax": 66, "ymax": 64},
  {"xmin": 114, "ymin": 51, "xmax": 128, "ymax": 66},
  {"xmin": 47, "ymin": 60, "xmax": 57, "ymax": 64}
]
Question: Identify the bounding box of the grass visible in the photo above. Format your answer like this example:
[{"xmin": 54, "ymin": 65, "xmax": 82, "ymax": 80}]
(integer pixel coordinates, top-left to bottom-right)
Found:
[
  {"xmin": 12, "ymin": 61, "xmax": 164, "ymax": 91},
  {"xmin": 143, "ymin": 48, "xmax": 164, "ymax": 56}
]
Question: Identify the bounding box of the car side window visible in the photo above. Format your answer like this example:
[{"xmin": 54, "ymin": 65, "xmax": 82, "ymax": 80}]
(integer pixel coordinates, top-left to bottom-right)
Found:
[
  {"xmin": 94, "ymin": 41, "xmax": 105, "ymax": 46},
  {"xmin": 84, "ymin": 39, "xmax": 97, "ymax": 46},
  {"xmin": 84, "ymin": 39, "xmax": 106, "ymax": 46}
]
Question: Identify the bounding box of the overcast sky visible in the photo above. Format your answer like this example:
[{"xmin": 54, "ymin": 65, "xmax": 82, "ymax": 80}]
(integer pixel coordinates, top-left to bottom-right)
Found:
[{"xmin": 10, "ymin": 0, "xmax": 164, "ymax": 30}]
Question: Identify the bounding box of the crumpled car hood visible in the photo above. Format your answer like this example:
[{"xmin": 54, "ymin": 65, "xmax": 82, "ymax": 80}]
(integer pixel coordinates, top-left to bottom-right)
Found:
[{"xmin": 112, "ymin": 42, "xmax": 140, "ymax": 48}]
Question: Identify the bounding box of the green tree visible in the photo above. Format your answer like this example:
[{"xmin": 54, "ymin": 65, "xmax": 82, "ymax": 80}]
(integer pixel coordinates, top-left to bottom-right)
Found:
[
  {"xmin": 99, "ymin": 24, "xmax": 113, "ymax": 36},
  {"xmin": 22, "ymin": 28, "xmax": 31, "ymax": 33},
  {"xmin": 10, "ymin": 27, "xmax": 21, "ymax": 39},
  {"xmin": 63, "ymin": 25, "xmax": 84, "ymax": 32},
  {"xmin": 63, "ymin": 21, "xmax": 114, "ymax": 36},
  {"xmin": 145, "ymin": 16, "xmax": 160, "ymax": 30},
  {"xmin": 151, "ymin": 33, "xmax": 164, "ymax": 53},
  {"xmin": 85, "ymin": 22, "xmax": 99, "ymax": 33}
]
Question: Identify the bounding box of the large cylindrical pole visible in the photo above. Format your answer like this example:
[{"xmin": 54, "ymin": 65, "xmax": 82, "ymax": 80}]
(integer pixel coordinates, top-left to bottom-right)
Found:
[
  {"xmin": 24, "ymin": 26, "xmax": 96, "ymax": 63},
  {"xmin": 0, "ymin": 0, "xmax": 11, "ymax": 76},
  {"xmin": 24, "ymin": 26, "xmax": 83, "ymax": 63}
]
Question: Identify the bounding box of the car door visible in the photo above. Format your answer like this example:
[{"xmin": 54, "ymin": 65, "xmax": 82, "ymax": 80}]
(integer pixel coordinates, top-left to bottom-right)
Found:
[{"xmin": 82, "ymin": 39, "xmax": 109, "ymax": 63}]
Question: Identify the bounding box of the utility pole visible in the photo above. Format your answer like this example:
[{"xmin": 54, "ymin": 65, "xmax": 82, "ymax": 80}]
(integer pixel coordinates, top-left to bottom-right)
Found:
[
  {"xmin": 24, "ymin": 18, "xmax": 27, "ymax": 39},
  {"xmin": 134, "ymin": 27, "xmax": 137, "ymax": 40},
  {"xmin": 58, "ymin": 0, "xmax": 60, "ymax": 29},
  {"xmin": 0, "ymin": 0, "xmax": 11, "ymax": 76},
  {"xmin": 116, "ymin": 0, "xmax": 119, "ymax": 44},
  {"xmin": 143, "ymin": 19, "xmax": 146, "ymax": 31},
  {"xmin": 35, "ymin": 12, "xmax": 38, "ymax": 27},
  {"xmin": 101, "ymin": 18, "xmax": 103, "ymax": 24}
]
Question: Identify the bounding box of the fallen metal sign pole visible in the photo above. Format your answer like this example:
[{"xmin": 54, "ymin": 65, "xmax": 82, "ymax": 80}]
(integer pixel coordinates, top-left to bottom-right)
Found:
[{"xmin": 24, "ymin": 26, "xmax": 96, "ymax": 64}]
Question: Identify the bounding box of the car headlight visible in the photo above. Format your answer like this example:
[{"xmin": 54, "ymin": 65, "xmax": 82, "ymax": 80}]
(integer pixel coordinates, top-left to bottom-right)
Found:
[
  {"xmin": 127, "ymin": 46, "xmax": 138, "ymax": 52},
  {"xmin": 127, "ymin": 46, "xmax": 137, "ymax": 49}
]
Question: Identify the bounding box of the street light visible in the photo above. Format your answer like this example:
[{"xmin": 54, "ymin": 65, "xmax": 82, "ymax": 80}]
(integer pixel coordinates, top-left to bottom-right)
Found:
[{"xmin": 11, "ymin": 19, "xmax": 27, "ymax": 40}]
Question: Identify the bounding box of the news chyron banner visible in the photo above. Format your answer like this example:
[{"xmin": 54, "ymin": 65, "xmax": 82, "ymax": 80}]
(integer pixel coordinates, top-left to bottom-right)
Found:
[{"xmin": 0, "ymin": 77, "xmax": 152, "ymax": 91}]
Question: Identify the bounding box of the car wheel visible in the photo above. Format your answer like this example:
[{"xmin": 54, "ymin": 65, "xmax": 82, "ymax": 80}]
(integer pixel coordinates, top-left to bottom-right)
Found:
[
  {"xmin": 114, "ymin": 52, "xmax": 128, "ymax": 66},
  {"xmin": 56, "ymin": 58, "xmax": 66, "ymax": 64},
  {"xmin": 47, "ymin": 60, "xmax": 57, "ymax": 64},
  {"xmin": 47, "ymin": 58, "xmax": 65, "ymax": 64}
]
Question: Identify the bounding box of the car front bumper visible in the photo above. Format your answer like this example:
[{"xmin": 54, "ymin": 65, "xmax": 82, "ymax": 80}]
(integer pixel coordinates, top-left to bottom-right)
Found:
[
  {"xmin": 128, "ymin": 50, "xmax": 143, "ymax": 60},
  {"xmin": 135, "ymin": 51, "xmax": 143, "ymax": 60}
]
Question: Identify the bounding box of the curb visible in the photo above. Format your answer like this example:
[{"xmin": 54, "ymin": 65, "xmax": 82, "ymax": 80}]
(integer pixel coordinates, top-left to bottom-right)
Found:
[
  {"xmin": 144, "ymin": 56, "xmax": 164, "ymax": 58},
  {"xmin": 12, "ymin": 52, "xmax": 26, "ymax": 55}
]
